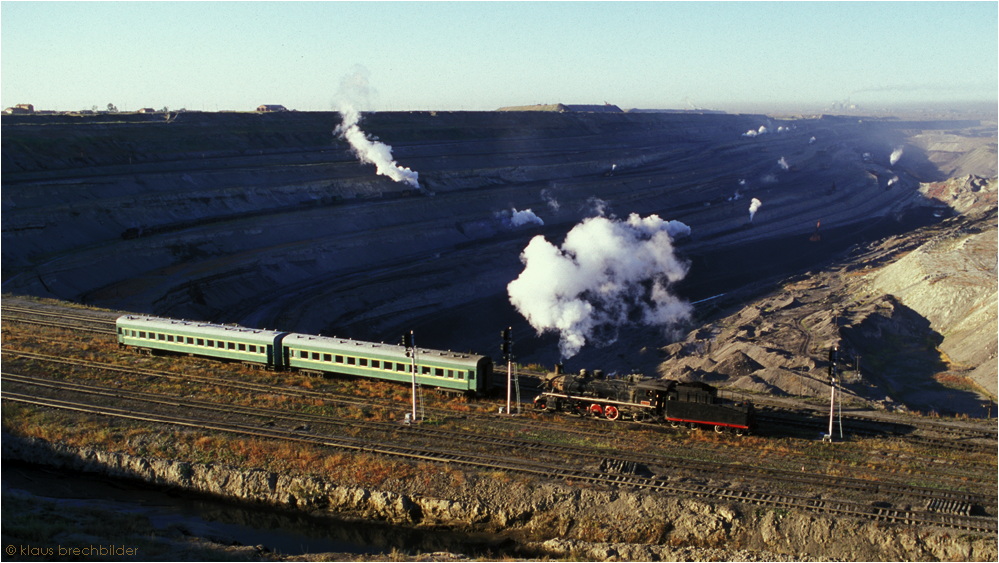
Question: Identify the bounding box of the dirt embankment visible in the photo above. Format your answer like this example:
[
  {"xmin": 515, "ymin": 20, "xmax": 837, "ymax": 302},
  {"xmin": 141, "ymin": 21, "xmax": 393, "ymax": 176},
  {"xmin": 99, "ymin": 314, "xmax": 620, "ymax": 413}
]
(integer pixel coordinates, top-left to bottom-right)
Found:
[
  {"xmin": 659, "ymin": 186, "xmax": 997, "ymax": 415},
  {"xmin": 4, "ymin": 433, "xmax": 994, "ymax": 561}
]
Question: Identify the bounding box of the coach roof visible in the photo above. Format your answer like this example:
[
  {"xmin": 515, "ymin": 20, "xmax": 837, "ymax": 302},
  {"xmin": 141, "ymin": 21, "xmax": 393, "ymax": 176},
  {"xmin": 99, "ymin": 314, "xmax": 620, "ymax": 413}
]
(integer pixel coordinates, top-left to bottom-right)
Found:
[{"xmin": 116, "ymin": 314, "xmax": 287, "ymax": 345}]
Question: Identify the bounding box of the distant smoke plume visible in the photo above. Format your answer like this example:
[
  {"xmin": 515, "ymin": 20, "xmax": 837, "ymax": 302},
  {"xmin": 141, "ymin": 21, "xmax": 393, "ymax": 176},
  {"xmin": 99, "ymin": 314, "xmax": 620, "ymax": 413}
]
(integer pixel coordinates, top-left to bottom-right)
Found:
[
  {"xmin": 742, "ymin": 125, "xmax": 770, "ymax": 138},
  {"xmin": 333, "ymin": 66, "xmax": 420, "ymax": 188},
  {"xmin": 541, "ymin": 188, "xmax": 561, "ymax": 212},
  {"xmin": 889, "ymin": 146, "xmax": 904, "ymax": 167},
  {"xmin": 748, "ymin": 198, "xmax": 762, "ymax": 222},
  {"xmin": 507, "ymin": 208, "xmax": 545, "ymax": 227},
  {"xmin": 585, "ymin": 197, "xmax": 611, "ymax": 217},
  {"xmin": 778, "ymin": 156, "xmax": 790, "ymax": 171},
  {"xmin": 507, "ymin": 213, "xmax": 692, "ymax": 359}
]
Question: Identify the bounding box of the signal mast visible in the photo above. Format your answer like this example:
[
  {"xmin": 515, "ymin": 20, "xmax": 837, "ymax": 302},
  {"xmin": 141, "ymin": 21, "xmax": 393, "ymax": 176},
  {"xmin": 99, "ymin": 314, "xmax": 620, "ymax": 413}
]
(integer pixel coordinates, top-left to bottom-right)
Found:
[
  {"xmin": 501, "ymin": 327, "xmax": 517, "ymax": 415},
  {"xmin": 402, "ymin": 331, "xmax": 419, "ymax": 423},
  {"xmin": 825, "ymin": 345, "xmax": 842, "ymax": 442}
]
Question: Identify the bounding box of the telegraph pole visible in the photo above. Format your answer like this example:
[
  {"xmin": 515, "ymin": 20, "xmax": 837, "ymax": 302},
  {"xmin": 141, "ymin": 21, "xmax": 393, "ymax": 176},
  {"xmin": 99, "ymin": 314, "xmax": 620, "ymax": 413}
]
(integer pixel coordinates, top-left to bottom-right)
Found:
[
  {"xmin": 827, "ymin": 345, "xmax": 838, "ymax": 441},
  {"xmin": 402, "ymin": 331, "xmax": 417, "ymax": 423},
  {"xmin": 501, "ymin": 327, "xmax": 513, "ymax": 415}
]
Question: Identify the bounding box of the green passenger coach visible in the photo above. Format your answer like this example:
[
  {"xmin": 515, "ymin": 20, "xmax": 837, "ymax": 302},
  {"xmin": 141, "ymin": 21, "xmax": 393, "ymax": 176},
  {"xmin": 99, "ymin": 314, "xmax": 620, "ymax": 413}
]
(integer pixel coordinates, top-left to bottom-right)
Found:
[
  {"xmin": 116, "ymin": 315, "xmax": 289, "ymax": 368},
  {"xmin": 116, "ymin": 315, "xmax": 494, "ymax": 395},
  {"xmin": 283, "ymin": 333, "xmax": 492, "ymax": 395}
]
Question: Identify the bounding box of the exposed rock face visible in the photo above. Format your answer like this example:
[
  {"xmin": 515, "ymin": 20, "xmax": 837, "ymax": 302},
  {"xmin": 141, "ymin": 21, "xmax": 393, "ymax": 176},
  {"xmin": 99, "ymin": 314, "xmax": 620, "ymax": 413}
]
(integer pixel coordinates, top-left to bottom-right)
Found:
[
  {"xmin": 2, "ymin": 111, "xmax": 995, "ymax": 372},
  {"xmin": 5, "ymin": 434, "xmax": 994, "ymax": 561},
  {"xmin": 659, "ymin": 202, "xmax": 997, "ymax": 414}
]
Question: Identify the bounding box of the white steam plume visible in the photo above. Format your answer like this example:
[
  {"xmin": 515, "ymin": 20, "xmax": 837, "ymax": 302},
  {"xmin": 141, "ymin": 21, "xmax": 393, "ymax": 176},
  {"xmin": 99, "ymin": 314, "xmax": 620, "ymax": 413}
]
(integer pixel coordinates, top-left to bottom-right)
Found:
[
  {"xmin": 749, "ymin": 198, "xmax": 762, "ymax": 222},
  {"xmin": 507, "ymin": 213, "xmax": 692, "ymax": 359},
  {"xmin": 509, "ymin": 208, "xmax": 544, "ymax": 227},
  {"xmin": 541, "ymin": 188, "xmax": 561, "ymax": 212},
  {"xmin": 889, "ymin": 146, "xmax": 904, "ymax": 167},
  {"xmin": 333, "ymin": 66, "xmax": 420, "ymax": 188}
]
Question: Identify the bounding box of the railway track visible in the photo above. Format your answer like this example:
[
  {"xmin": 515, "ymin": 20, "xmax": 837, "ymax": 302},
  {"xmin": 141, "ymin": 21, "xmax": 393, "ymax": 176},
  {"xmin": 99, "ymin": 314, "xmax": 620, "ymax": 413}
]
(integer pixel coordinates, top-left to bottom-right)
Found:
[
  {"xmin": 1, "ymin": 304, "xmax": 117, "ymax": 335},
  {"xmin": 4, "ymin": 302, "xmax": 997, "ymax": 535},
  {"xmin": 757, "ymin": 409, "xmax": 997, "ymax": 454},
  {"xmin": 3, "ymin": 374, "xmax": 996, "ymax": 534},
  {"xmin": 3, "ymin": 373, "xmax": 988, "ymax": 529},
  {"xmin": 7, "ymin": 348, "xmax": 995, "ymax": 496}
]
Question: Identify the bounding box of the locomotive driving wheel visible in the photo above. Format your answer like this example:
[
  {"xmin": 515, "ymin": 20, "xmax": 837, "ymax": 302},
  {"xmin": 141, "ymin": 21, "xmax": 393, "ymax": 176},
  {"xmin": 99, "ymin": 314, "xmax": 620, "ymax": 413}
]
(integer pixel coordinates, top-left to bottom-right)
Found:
[
  {"xmin": 714, "ymin": 425, "xmax": 724, "ymax": 434},
  {"xmin": 604, "ymin": 405, "xmax": 620, "ymax": 421}
]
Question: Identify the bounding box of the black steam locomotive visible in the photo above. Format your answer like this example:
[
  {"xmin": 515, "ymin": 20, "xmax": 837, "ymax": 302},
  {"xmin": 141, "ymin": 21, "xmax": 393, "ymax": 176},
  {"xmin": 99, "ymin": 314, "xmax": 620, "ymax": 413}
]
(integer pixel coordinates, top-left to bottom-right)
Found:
[{"xmin": 533, "ymin": 369, "xmax": 755, "ymax": 434}]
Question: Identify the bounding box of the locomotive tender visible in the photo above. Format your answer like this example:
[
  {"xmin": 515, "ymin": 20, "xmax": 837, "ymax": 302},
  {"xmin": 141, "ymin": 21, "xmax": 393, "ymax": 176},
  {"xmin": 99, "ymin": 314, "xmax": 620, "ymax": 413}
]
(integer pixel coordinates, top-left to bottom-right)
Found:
[
  {"xmin": 534, "ymin": 369, "xmax": 755, "ymax": 434},
  {"xmin": 115, "ymin": 315, "xmax": 493, "ymax": 395}
]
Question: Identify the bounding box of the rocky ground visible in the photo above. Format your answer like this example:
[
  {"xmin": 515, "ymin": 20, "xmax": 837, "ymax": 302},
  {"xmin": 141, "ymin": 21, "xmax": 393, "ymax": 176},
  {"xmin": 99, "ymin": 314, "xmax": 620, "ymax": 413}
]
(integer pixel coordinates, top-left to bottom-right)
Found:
[
  {"xmin": 656, "ymin": 183, "xmax": 997, "ymax": 413},
  {"xmin": 5, "ymin": 434, "xmax": 994, "ymax": 562}
]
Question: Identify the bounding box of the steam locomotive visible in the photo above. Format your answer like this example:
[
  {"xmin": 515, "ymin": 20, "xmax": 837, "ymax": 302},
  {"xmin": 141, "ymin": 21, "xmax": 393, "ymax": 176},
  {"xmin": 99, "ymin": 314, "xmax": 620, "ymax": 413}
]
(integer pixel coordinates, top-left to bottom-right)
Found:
[{"xmin": 533, "ymin": 368, "xmax": 755, "ymax": 434}]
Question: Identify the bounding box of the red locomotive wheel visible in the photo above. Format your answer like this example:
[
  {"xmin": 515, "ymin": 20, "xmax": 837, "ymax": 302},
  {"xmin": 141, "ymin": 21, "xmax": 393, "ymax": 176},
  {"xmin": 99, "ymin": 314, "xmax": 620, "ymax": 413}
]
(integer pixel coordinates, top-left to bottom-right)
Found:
[
  {"xmin": 589, "ymin": 404, "xmax": 603, "ymax": 417},
  {"xmin": 604, "ymin": 405, "xmax": 620, "ymax": 421}
]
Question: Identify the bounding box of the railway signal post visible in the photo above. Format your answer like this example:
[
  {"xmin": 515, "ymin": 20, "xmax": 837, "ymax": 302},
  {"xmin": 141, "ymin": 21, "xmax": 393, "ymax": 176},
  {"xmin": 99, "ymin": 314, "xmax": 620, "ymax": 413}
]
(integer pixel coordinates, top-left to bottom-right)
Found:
[
  {"xmin": 403, "ymin": 331, "xmax": 419, "ymax": 423},
  {"xmin": 501, "ymin": 327, "xmax": 513, "ymax": 415},
  {"xmin": 825, "ymin": 345, "xmax": 838, "ymax": 442}
]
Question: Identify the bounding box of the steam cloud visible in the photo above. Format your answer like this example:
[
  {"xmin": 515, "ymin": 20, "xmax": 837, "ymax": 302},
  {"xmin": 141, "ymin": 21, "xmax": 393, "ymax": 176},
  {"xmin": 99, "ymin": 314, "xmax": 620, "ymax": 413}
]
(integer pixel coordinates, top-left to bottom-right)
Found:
[
  {"xmin": 889, "ymin": 146, "xmax": 904, "ymax": 167},
  {"xmin": 508, "ymin": 208, "xmax": 545, "ymax": 227},
  {"xmin": 333, "ymin": 67, "xmax": 420, "ymax": 188},
  {"xmin": 541, "ymin": 188, "xmax": 561, "ymax": 212},
  {"xmin": 507, "ymin": 213, "xmax": 692, "ymax": 359},
  {"xmin": 749, "ymin": 198, "xmax": 762, "ymax": 222}
]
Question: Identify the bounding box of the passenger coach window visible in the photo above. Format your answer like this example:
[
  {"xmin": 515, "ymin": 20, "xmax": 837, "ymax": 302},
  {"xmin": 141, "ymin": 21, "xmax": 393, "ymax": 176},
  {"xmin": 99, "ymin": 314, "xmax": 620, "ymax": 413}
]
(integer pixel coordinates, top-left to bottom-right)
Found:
[
  {"xmin": 139, "ymin": 332, "xmax": 146, "ymax": 338},
  {"xmin": 335, "ymin": 355, "xmax": 343, "ymax": 363},
  {"xmin": 347, "ymin": 357, "xmax": 356, "ymax": 365},
  {"xmin": 197, "ymin": 339, "xmax": 204, "ymax": 346},
  {"xmin": 447, "ymin": 370, "xmax": 454, "ymax": 378},
  {"xmin": 435, "ymin": 368, "xmax": 444, "ymax": 376},
  {"xmin": 249, "ymin": 345, "xmax": 257, "ymax": 353},
  {"xmin": 359, "ymin": 359, "xmax": 368, "ymax": 367},
  {"xmin": 228, "ymin": 342, "xmax": 235, "ymax": 350},
  {"xmin": 371, "ymin": 360, "xmax": 380, "ymax": 369},
  {"xmin": 158, "ymin": 334, "xmax": 165, "ymax": 341},
  {"xmin": 312, "ymin": 352, "xmax": 320, "ymax": 360},
  {"xmin": 324, "ymin": 354, "xmax": 332, "ymax": 362}
]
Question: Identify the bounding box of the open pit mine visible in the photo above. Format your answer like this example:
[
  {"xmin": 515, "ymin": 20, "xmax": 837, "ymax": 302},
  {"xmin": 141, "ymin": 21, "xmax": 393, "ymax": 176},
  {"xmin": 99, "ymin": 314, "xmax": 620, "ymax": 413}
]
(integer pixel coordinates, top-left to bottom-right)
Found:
[{"xmin": 2, "ymin": 109, "xmax": 996, "ymax": 414}]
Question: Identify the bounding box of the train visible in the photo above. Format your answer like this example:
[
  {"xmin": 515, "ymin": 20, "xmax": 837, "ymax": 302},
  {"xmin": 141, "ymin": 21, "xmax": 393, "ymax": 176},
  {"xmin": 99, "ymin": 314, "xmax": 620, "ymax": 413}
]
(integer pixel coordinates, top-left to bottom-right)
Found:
[
  {"xmin": 533, "ymin": 368, "xmax": 755, "ymax": 434},
  {"xmin": 115, "ymin": 315, "xmax": 493, "ymax": 395}
]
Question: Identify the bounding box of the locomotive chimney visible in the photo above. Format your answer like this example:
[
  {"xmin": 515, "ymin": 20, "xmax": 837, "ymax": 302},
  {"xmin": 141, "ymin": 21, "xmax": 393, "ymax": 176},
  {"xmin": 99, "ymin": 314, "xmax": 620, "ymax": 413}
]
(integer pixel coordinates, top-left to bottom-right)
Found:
[{"xmin": 554, "ymin": 363, "xmax": 564, "ymax": 375}]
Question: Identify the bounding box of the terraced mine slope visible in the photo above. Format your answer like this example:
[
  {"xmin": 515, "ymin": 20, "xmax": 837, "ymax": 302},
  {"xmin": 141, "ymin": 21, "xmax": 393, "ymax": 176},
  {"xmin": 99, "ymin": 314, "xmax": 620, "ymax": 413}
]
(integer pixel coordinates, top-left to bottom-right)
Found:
[{"xmin": 3, "ymin": 110, "xmax": 995, "ymax": 411}]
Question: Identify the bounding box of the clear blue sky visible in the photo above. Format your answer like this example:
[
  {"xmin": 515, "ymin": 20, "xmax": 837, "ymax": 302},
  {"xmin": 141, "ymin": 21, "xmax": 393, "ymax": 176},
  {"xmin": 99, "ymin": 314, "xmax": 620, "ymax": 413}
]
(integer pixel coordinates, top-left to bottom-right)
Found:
[{"xmin": 2, "ymin": 1, "xmax": 996, "ymax": 112}]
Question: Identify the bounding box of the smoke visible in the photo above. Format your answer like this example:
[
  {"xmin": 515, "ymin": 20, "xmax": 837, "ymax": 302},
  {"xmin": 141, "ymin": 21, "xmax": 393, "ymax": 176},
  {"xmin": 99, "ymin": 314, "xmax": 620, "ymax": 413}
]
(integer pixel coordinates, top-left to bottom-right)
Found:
[
  {"xmin": 333, "ymin": 66, "xmax": 420, "ymax": 189},
  {"xmin": 742, "ymin": 125, "xmax": 769, "ymax": 138},
  {"xmin": 778, "ymin": 156, "xmax": 790, "ymax": 171},
  {"xmin": 889, "ymin": 146, "xmax": 904, "ymax": 166},
  {"xmin": 585, "ymin": 197, "xmax": 610, "ymax": 217},
  {"xmin": 748, "ymin": 198, "xmax": 762, "ymax": 222},
  {"xmin": 507, "ymin": 208, "xmax": 545, "ymax": 227},
  {"xmin": 507, "ymin": 213, "xmax": 692, "ymax": 359},
  {"xmin": 541, "ymin": 188, "xmax": 561, "ymax": 212}
]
